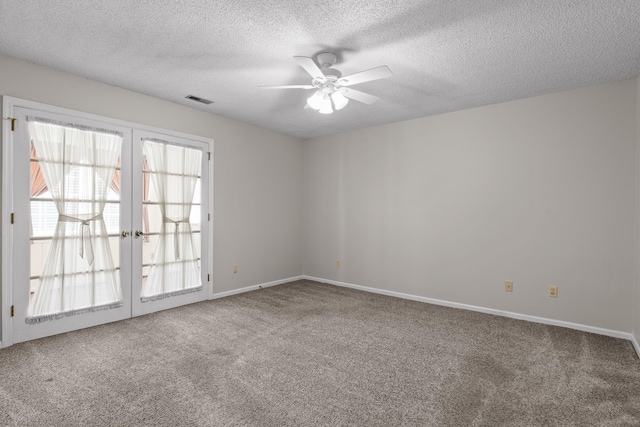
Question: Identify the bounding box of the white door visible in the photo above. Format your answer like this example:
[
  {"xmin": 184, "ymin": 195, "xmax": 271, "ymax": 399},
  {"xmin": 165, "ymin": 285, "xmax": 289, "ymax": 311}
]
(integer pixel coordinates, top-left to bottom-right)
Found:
[
  {"xmin": 9, "ymin": 107, "xmax": 211, "ymax": 344},
  {"xmin": 131, "ymin": 130, "xmax": 210, "ymax": 316},
  {"xmin": 12, "ymin": 108, "xmax": 133, "ymax": 343}
]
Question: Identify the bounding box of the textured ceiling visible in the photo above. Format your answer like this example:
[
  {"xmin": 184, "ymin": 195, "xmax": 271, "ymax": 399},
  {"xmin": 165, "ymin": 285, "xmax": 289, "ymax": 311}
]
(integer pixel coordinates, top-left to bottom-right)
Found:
[{"xmin": 1, "ymin": 1, "xmax": 639, "ymax": 139}]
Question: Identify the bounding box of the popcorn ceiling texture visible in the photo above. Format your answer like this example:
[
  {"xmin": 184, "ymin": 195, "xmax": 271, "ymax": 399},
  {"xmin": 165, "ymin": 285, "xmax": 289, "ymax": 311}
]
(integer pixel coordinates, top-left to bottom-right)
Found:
[{"xmin": 0, "ymin": 0, "xmax": 639, "ymax": 139}]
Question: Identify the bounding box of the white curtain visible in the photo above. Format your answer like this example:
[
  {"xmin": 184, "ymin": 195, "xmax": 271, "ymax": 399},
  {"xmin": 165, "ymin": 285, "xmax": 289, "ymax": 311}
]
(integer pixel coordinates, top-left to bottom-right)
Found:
[
  {"xmin": 27, "ymin": 118, "xmax": 123, "ymax": 322},
  {"xmin": 142, "ymin": 139, "xmax": 202, "ymax": 300}
]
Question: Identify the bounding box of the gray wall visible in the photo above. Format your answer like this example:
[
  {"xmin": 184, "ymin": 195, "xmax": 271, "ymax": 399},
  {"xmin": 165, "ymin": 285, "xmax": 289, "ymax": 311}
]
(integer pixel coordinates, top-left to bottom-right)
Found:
[
  {"xmin": 0, "ymin": 54, "xmax": 304, "ymax": 298},
  {"xmin": 304, "ymin": 79, "xmax": 637, "ymax": 333}
]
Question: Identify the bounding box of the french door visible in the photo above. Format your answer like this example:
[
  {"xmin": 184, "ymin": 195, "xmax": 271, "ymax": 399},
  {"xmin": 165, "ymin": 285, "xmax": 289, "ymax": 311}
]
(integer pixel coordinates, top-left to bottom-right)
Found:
[
  {"xmin": 7, "ymin": 104, "xmax": 211, "ymax": 344},
  {"xmin": 131, "ymin": 130, "xmax": 210, "ymax": 317}
]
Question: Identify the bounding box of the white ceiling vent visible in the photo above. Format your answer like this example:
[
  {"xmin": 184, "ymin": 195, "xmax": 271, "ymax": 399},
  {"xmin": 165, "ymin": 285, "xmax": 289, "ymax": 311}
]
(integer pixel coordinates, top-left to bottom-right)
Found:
[{"xmin": 185, "ymin": 95, "xmax": 213, "ymax": 105}]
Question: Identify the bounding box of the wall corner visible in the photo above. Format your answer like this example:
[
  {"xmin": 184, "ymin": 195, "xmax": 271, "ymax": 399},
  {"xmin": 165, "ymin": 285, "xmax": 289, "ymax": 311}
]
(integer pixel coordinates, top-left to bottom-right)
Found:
[{"xmin": 634, "ymin": 76, "xmax": 640, "ymax": 353}]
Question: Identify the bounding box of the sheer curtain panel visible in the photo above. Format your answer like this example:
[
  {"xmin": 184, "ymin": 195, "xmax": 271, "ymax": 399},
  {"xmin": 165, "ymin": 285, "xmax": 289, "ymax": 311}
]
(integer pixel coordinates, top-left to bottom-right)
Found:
[
  {"xmin": 141, "ymin": 139, "xmax": 202, "ymax": 301},
  {"xmin": 27, "ymin": 118, "xmax": 123, "ymax": 322}
]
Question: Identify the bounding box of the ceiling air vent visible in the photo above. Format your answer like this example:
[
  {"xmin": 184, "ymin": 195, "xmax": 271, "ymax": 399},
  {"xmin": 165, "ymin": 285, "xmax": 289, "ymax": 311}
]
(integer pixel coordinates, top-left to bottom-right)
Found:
[{"xmin": 185, "ymin": 95, "xmax": 213, "ymax": 105}]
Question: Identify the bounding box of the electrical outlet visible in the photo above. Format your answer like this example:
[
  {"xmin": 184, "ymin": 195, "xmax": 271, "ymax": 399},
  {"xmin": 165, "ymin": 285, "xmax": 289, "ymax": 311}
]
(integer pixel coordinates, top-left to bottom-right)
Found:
[
  {"xmin": 337, "ymin": 259, "xmax": 341, "ymax": 268},
  {"xmin": 233, "ymin": 264, "xmax": 238, "ymax": 274},
  {"xmin": 505, "ymin": 281, "xmax": 513, "ymax": 292},
  {"xmin": 548, "ymin": 285, "xmax": 558, "ymax": 298}
]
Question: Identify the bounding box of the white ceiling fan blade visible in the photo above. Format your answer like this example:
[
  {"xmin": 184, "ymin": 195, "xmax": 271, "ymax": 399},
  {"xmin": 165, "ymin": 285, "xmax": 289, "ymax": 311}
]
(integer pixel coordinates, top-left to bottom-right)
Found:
[
  {"xmin": 293, "ymin": 56, "xmax": 325, "ymax": 80},
  {"xmin": 339, "ymin": 88, "xmax": 379, "ymax": 105},
  {"xmin": 338, "ymin": 66, "xmax": 392, "ymax": 86},
  {"xmin": 259, "ymin": 85, "xmax": 315, "ymax": 89}
]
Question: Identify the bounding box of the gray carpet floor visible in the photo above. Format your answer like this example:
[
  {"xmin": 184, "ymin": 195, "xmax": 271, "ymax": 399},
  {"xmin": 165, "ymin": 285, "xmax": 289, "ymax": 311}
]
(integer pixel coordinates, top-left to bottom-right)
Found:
[{"xmin": 0, "ymin": 279, "xmax": 639, "ymax": 426}]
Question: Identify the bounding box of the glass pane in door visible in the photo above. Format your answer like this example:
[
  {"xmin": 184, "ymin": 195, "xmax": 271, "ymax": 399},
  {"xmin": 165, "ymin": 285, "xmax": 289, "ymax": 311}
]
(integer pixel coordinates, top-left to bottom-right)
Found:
[{"xmin": 140, "ymin": 140, "xmax": 202, "ymax": 301}]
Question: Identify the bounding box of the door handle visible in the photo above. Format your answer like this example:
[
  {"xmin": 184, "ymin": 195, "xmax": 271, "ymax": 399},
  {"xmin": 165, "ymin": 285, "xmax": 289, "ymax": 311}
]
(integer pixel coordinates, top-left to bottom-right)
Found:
[
  {"xmin": 121, "ymin": 230, "xmax": 130, "ymax": 237},
  {"xmin": 135, "ymin": 230, "xmax": 144, "ymax": 237}
]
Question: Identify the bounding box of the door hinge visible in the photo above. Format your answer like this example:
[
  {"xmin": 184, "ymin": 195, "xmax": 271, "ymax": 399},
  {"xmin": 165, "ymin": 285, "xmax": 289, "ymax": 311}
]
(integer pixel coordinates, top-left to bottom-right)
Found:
[
  {"xmin": 6, "ymin": 117, "xmax": 17, "ymax": 132},
  {"xmin": 207, "ymin": 274, "xmax": 210, "ymax": 282},
  {"xmin": 11, "ymin": 305, "xmax": 15, "ymax": 317},
  {"xmin": 208, "ymin": 152, "xmax": 211, "ymax": 161},
  {"xmin": 10, "ymin": 213, "xmax": 14, "ymax": 224}
]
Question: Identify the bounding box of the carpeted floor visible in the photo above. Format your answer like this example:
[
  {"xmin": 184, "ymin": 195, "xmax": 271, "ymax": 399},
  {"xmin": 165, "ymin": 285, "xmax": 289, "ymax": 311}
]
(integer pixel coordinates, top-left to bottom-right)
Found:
[{"xmin": 0, "ymin": 279, "xmax": 639, "ymax": 426}]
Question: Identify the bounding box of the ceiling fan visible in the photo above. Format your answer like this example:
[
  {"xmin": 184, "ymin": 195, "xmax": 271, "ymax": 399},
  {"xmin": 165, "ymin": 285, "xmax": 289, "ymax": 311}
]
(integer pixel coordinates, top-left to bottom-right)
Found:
[{"xmin": 260, "ymin": 52, "xmax": 392, "ymax": 114}]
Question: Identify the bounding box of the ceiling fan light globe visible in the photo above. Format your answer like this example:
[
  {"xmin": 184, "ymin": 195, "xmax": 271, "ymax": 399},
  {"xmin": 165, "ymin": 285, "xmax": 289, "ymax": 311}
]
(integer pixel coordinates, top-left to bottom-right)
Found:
[
  {"xmin": 306, "ymin": 91, "xmax": 324, "ymax": 110},
  {"xmin": 331, "ymin": 91, "xmax": 349, "ymax": 110},
  {"xmin": 319, "ymin": 96, "xmax": 333, "ymax": 114}
]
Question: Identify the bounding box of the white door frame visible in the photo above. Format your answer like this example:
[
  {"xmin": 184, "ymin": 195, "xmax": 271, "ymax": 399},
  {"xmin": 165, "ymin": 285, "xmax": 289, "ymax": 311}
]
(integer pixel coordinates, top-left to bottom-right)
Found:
[{"xmin": 1, "ymin": 96, "xmax": 214, "ymax": 348}]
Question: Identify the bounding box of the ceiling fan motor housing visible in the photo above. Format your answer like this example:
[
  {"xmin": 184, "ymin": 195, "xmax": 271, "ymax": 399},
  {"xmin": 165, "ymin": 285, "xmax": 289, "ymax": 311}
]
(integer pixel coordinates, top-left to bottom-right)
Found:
[{"xmin": 322, "ymin": 68, "xmax": 342, "ymax": 80}]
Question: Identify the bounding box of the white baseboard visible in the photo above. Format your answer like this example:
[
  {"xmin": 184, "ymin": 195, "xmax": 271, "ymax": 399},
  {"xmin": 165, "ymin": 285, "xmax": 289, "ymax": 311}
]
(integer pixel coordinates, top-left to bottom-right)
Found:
[
  {"xmin": 632, "ymin": 335, "xmax": 640, "ymax": 359},
  {"xmin": 211, "ymin": 276, "xmax": 304, "ymax": 299},
  {"xmin": 303, "ymin": 275, "xmax": 640, "ymax": 357}
]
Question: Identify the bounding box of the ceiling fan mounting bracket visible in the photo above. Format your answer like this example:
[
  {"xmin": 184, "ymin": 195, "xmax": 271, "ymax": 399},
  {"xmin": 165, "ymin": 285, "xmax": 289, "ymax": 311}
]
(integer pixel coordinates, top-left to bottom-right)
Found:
[{"xmin": 316, "ymin": 52, "xmax": 338, "ymax": 68}]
